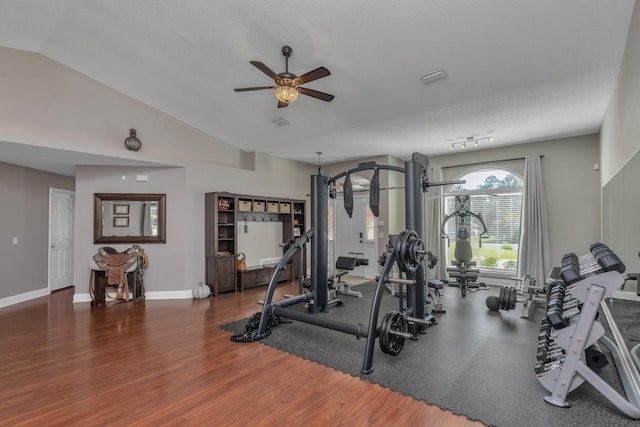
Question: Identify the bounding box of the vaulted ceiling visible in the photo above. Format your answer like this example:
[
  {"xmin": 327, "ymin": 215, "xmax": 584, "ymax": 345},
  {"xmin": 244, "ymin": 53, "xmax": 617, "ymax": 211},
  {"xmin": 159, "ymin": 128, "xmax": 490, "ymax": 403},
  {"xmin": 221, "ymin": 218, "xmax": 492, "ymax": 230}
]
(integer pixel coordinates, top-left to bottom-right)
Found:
[{"xmin": 0, "ymin": 1, "xmax": 636, "ymax": 168}]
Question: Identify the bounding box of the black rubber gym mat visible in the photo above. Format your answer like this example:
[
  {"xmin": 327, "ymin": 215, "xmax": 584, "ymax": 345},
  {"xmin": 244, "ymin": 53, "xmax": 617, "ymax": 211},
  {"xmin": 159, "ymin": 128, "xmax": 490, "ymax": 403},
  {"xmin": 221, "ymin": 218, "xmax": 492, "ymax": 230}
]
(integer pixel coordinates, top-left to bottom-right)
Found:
[{"xmin": 221, "ymin": 283, "xmax": 638, "ymax": 426}]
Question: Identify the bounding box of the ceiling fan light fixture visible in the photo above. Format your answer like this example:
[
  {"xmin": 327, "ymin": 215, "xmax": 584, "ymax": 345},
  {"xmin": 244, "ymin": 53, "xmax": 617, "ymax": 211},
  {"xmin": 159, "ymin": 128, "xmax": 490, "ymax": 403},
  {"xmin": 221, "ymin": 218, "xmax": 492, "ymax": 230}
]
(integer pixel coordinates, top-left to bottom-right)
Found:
[{"xmin": 274, "ymin": 80, "xmax": 299, "ymax": 103}]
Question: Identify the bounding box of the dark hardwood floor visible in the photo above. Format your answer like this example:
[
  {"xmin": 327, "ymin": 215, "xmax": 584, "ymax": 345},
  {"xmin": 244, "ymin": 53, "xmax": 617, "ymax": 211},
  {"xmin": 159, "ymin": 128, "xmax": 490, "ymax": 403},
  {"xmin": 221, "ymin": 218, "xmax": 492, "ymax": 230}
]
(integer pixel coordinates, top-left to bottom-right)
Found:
[{"xmin": 0, "ymin": 283, "xmax": 486, "ymax": 426}]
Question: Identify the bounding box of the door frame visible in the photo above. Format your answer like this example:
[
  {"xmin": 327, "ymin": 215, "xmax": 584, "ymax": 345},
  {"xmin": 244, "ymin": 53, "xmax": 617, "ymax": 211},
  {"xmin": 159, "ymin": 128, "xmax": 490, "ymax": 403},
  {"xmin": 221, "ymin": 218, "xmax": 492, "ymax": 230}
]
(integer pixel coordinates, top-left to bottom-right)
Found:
[{"xmin": 48, "ymin": 188, "xmax": 76, "ymax": 292}]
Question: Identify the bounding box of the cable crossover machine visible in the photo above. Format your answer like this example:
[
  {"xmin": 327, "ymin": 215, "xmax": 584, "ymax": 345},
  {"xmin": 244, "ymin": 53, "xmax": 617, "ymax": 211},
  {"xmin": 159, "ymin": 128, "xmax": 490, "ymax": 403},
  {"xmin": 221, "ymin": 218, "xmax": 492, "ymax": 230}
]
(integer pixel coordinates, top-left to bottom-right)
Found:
[{"xmin": 233, "ymin": 153, "xmax": 462, "ymax": 374}]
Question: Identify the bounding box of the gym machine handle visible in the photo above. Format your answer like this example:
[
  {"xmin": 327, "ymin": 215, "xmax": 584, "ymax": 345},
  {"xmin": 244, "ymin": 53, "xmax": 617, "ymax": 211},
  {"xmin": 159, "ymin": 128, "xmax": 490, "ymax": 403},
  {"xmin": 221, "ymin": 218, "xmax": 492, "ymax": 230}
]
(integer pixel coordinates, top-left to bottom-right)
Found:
[{"xmin": 375, "ymin": 276, "xmax": 416, "ymax": 286}]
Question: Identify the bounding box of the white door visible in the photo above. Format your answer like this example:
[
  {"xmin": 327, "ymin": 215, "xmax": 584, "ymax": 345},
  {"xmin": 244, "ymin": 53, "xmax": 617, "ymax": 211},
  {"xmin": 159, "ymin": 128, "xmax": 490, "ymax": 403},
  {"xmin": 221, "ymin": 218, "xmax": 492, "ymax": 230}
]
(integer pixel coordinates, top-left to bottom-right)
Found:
[
  {"xmin": 334, "ymin": 195, "xmax": 378, "ymax": 279},
  {"xmin": 49, "ymin": 189, "xmax": 75, "ymax": 291}
]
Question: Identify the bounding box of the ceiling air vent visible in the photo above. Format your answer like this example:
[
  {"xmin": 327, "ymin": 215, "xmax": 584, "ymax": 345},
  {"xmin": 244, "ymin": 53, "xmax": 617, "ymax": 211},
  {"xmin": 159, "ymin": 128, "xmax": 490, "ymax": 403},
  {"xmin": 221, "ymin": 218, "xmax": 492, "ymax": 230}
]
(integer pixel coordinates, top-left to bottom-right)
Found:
[
  {"xmin": 272, "ymin": 117, "xmax": 291, "ymax": 127},
  {"xmin": 420, "ymin": 68, "xmax": 447, "ymax": 85}
]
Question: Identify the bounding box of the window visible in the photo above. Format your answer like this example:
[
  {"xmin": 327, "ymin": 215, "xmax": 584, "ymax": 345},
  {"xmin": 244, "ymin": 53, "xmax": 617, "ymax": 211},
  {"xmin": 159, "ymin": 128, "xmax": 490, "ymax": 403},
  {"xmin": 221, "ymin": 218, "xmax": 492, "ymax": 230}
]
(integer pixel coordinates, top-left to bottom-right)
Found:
[
  {"xmin": 443, "ymin": 168, "xmax": 523, "ymax": 272},
  {"xmin": 366, "ymin": 205, "xmax": 375, "ymax": 241}
]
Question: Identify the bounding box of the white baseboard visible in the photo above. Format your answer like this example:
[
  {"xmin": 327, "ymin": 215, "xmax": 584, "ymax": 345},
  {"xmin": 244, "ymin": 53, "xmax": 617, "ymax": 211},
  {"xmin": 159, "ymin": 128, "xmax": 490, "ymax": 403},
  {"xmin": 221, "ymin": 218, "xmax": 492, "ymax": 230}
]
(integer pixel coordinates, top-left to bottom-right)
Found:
[
  {"xmin": 144, "ymin": 290, "xmax": 193, "ymax": 300},
  {"xmin": 0, "ymin": 287, "xmax": 50, "ymax": 308},
  {"xmin": 73, "ymin": 290, "xmax": 193, "ymax": 303},
  {"xmin": 72, "ymin": 293, "xmax": 92, "ymax": 303}
]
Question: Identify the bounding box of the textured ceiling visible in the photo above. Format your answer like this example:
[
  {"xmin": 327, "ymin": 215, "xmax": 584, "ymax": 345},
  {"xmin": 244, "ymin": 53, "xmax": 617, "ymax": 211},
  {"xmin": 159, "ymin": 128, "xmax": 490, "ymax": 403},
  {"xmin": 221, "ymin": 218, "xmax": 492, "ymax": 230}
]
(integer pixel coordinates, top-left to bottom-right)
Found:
[{"xmin": 0, "ymin": 0, "xmax": 636, "ymax": 170}]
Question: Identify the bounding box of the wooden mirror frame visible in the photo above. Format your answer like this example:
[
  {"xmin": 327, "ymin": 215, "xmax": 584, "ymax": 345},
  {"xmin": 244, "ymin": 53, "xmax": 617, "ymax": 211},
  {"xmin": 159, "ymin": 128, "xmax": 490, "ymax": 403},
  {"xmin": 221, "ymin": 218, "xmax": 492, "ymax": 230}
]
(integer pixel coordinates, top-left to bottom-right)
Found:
[{"xmin": 94, "ymin": 193, "xmax": 166, "ymax": 244}]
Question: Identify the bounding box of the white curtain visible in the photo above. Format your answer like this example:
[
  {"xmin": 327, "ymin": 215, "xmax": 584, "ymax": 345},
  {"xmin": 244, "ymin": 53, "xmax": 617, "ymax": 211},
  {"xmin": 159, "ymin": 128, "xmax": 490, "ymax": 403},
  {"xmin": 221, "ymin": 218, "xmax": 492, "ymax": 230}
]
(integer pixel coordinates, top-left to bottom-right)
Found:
[
  {"xmin": 425, "ymin": 167, "xmax": 446, "ymax": 280},
  {"xmin": 518, "ymin": 155, "xmax": 551, "ymax": 284}
]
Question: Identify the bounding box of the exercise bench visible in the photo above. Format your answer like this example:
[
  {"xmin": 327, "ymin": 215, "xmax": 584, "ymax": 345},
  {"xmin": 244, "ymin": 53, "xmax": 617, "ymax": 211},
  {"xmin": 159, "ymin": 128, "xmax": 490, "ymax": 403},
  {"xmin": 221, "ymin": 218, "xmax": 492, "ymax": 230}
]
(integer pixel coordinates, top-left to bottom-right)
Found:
[{"xmin": 330, "ymin": 256, "xmax": 364, "ymax": 298}]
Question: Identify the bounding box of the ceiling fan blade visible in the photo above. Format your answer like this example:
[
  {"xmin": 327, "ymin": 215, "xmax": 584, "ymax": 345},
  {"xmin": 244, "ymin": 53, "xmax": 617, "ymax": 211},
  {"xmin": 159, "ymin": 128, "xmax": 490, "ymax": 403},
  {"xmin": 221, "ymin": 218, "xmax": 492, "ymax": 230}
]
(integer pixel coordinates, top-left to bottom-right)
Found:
[
  {"xmin": 234, "ymin": 86, "xmax": 276, "ymax": 92},
  {"xmin": 298, "ymin": 87, "xmax": 335, "ymax": 102},
  {"xmin": 293, "ymin": 66, "xmax": 330, "ymax": 85},
  {"xmin": 277, "ymin": 101, "xmax": 289, "ymax": 109},
  {"xmin": 250, "ymin": 61, "xmax": 279, "ymax": 81}
]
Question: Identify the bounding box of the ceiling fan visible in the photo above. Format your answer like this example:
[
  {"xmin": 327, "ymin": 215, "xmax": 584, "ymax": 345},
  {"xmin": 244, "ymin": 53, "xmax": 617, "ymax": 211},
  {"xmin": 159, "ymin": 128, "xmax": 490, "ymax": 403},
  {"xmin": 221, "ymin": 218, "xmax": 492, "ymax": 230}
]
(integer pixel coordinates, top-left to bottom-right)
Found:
[{"xmin": 234, "ymin": 45, "xmax": 334, "ymax": 108}]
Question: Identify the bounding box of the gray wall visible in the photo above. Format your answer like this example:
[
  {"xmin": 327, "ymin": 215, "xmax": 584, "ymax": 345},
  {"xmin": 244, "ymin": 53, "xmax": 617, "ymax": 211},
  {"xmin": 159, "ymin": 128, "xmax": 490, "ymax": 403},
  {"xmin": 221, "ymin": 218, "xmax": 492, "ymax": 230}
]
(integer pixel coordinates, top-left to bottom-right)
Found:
[
  {"xmin": 0, "ymin": 47, "xmax": 316, "ymax": 302},
  {"xmin": 73, "ymin": 154, "xmax": 314, "ymax": 297},
  {"xmin": 430, "ymin": 134, "xmax": 601, "ymax": 268},
  {"xmin": 601, "ymin": 2, "xmax": 640, "ymax": 186},
  {"xmin": 601, "ymin": 1, "xmax": 640, "ymax": 272},
  {"xmin": 323, "ymin": 136, "xmax": 602, "ymax": 277},
  {"xmin": 0, "ymin": 162, "xmax": 74, "ymax": 299}
]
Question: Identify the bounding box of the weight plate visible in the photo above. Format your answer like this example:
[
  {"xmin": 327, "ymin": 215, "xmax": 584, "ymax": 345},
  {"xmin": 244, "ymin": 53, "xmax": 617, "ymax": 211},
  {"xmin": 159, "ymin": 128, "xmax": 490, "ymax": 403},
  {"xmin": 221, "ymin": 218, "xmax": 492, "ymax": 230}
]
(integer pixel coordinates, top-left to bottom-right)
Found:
[
  {"xmin": 395, "ymin": 231, "xmax": 409, "ymax": 272},
  {"xmin": 499, "ymin": 287, "xmax": 506, "ymax": 310},
  {"xmin": 509, "ymin": 287, "xmax": 517, "ymax": 310},
  {"xmin": 379, "ymin": 311, "xmax": 406, "ymax": 355},
  {"xmin": 387, "ymin": 312, "xmax": 406, "ymax": 355},
  {"xmin": 379, "ymin": 311, "xmax": 392, "ymax": 354}
]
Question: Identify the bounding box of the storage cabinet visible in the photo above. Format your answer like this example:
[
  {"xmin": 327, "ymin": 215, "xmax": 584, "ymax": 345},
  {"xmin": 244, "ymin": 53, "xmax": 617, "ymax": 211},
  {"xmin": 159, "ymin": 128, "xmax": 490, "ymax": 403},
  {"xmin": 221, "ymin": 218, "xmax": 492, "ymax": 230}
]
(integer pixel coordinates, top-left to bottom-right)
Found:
[
  {"xmin": 206, "ymin": 255, "xmax": 236, "ymax": 295},
  {"xmin": 205, "ymin": 192, "xmax": 305, "ymax": 295}
]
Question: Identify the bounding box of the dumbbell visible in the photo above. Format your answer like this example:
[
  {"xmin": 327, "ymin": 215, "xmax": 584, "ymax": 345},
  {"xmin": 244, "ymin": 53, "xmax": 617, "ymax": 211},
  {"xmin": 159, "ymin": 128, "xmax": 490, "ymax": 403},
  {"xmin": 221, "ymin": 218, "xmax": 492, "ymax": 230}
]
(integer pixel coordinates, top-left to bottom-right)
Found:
[
  {"xmin": 537, "ymin": 337, "xmax": 559, "ymax": 350},
  {"xmin": 560, "ymin": 265, "xmax": 582, "ymax": 285},
  {"xmin": 547, "ymin": 291, "xmax": 566, "ymax": 305},
  {"xmin": 579, "ymin": 253, "xmax": 600, "ymax": 272},
  {"xmin": 562, "ymin": 252, "xmax": 579, "ymax": 268},
  {"xmin": 546, "ymin": 306, "xmax": 569, "ymax": 329},
  {"xmin": 590, "ymin": 243, "xmax": 610, "ymax": 259},
  {"xmin": 547, "ymin": 301, "xmax": 581, "ymax": 325},
  {"xmin": 538, "ymin": 325, "xmax": 552, "ymax": 340},
  {"xmin": 535, "ymin": 357, "xmax": 565, "ymax": 374},
  {"xmin": 547, "ymin": 294, "xmax": 567, "ymax": 310},
  {"xmin": 561, "ymin": 298, "xmax": 580, "ymax": 310},
  {"xmin": 547, "ymin": 293, "xmax": 574, "ymax": 310},
  {"xmin": 538, "ymin": 334, "xmax": 553, "ymax": 347},
  {"xmin": 537, "ymin": 348, "xmax": 564, "ymax": 363},
  {"xmin": 590, "ymin": 242, "xmax": 626, "ymax": 273},
  {"xmin": 547, "ymin": 285, "xmax": 565, "ymax": 303}
]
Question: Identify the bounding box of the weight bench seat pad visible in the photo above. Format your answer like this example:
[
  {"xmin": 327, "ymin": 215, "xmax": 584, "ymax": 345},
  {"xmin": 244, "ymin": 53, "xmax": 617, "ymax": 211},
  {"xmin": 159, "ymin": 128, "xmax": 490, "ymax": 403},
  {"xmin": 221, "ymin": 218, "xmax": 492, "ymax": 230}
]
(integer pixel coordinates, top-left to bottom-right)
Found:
[
  {"xmin": 335, "ymin": 256, "xmax": 370, "ymax": 270},
  {"xmin": 428, "ymin": 280, "xmax": 444, "ymax": 289},
  {"xmin": 336, "ymin": 256, "xmax": 358, "ymax": 270}
]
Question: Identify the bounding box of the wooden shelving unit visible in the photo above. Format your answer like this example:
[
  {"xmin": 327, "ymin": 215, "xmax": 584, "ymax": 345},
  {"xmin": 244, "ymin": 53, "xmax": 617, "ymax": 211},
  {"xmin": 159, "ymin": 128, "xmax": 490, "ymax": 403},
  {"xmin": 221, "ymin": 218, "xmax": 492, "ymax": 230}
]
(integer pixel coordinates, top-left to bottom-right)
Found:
[{"xmin": 205, "ymin": 192, "xmax": 305, "ymax": 296}]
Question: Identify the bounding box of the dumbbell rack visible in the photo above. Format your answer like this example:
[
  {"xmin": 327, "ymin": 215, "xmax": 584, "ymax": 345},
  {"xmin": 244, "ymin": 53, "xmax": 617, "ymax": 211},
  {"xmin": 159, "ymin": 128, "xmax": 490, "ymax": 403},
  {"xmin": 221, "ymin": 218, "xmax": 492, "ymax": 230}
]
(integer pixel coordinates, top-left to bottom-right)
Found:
[{"xmin": 536, "ymin": 243, "xmax": 640, "ymax": 418}]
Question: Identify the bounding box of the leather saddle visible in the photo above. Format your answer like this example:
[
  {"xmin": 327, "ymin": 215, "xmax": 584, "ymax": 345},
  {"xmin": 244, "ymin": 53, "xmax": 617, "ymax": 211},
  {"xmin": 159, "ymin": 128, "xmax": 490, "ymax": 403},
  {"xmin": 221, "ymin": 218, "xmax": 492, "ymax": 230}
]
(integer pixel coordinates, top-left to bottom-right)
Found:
[{"xmin": 91, "ymin": 247, "xmax": 137, "ymax": 300}]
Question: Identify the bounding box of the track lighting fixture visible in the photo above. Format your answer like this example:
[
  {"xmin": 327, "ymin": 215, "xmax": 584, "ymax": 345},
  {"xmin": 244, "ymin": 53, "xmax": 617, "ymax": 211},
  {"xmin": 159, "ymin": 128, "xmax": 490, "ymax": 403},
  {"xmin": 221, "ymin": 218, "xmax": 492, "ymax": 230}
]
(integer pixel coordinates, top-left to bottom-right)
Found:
[{"xmin": 449, "ymin": 136, "xmax": 494, "ymax": 151}]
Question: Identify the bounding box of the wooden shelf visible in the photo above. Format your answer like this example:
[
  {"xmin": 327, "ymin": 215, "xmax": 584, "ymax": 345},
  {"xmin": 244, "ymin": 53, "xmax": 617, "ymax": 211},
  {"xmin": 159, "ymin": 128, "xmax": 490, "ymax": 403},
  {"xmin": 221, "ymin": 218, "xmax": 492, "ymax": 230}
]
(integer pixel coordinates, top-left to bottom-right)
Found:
[{"xmin": 205, "ymin": 192, "xmax": 305, "ymax": 296}]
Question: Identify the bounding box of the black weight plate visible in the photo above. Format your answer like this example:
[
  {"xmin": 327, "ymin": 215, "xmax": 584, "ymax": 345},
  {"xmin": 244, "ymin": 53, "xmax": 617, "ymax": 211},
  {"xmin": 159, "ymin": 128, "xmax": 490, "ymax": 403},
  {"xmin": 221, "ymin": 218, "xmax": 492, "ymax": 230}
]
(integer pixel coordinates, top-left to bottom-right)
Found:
[
  {"xmin": 379, "ymin": 311, "xmax": 392, "ymax": 354},
  {"xmin": 511, "ymin": 287, "xmax": 518, "ymax": 309},
  {"xmin": 404, "ymin": 231, "xmax": 419, "ymax": 272},
  {"xmin": 388, "ymin": 312, "xmax": 406, "ymax": 355},
  {"xmin": 395, "ymin": 231, "xmax": 409, "ymax": 273},
  {"xmin": 380, "ymin": 311, "xmax": 400, "ymax": 355},
  {"xmin": 499, "ymin": 287, "xmax": 506, "ymax": 310}
]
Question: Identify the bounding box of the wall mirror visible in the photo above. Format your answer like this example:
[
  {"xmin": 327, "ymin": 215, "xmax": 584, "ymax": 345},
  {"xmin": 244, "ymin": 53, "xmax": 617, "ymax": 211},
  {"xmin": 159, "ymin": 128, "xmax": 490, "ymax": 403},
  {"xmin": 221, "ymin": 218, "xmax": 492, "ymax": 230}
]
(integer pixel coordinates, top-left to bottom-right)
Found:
[{"xmin": 94, "ymin": 193, "xmax": 166, "ymax": 244}]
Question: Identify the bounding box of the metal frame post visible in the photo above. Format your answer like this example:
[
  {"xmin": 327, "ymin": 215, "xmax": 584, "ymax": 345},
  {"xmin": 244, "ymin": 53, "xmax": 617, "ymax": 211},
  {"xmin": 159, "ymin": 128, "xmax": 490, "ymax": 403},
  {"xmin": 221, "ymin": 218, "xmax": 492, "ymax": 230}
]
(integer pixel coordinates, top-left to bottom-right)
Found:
[
  {"xmin": 404, "ymin": 160, "xmax": 426, "ymax": 332},
  {"xmin": 311, "ymin": 174, "xmax": 329, "ymax": 313}
]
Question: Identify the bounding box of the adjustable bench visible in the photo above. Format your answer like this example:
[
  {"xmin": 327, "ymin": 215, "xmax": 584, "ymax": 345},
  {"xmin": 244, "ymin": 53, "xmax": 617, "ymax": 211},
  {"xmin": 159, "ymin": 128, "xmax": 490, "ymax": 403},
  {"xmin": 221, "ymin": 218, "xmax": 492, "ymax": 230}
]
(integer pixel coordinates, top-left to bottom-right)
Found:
[{"xmin": 331, "ymin": 256, "xmax": 364, "ymax": 298}]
